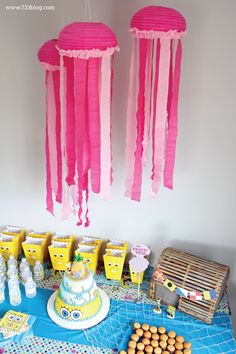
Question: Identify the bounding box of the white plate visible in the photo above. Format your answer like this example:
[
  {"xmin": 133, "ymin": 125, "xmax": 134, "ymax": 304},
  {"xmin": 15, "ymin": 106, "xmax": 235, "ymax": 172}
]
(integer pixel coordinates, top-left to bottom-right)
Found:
[{"xmin": 47, "ymin": 289, "xmax": 110, "ymax": 330}]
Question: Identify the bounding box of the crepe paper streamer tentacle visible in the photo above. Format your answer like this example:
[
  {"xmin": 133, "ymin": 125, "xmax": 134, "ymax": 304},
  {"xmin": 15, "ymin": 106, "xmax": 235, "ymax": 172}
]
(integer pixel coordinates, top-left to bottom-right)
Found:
[
  {"xmin": 59, "ymin": 57, "xmax": 71, "ymax": 220},
  {"xmin": 74, "ymin": 58, "xmax": 87, "ymax": 226},
  {"xmin": 100, "ymin": 55, "xmax": 112, "ymax": 201},
  {"xmin": 47, "ymin": 71, "xmax": 58, "ymax": 197},
  {"xmin": 88, "ymin": 58, "xmax": 101, "ymax": 193},
  {"xmin": 110, "ymin": 54, "xmax": 115, "ymax": 186},
  {"xmin": 131, "ymin": 38, "xmax": 148, "ymax": 201},
  {"xmin": 83, "ymin": 172, "xmax": 90, "ymax": 227},
  {"xmin": 151, "ymin": 39, "xmax": 161, "ymax": 182},
  {"xmin": 83, "ymin": 83, "xmax": 90, "ymax": 227},
  {"xmin": 142, "ymin": 39, "xmax": 154, "ymax": 167},
  {"xmin": 83, "ymin": 72, "xmax": 90, "ymax": 178},
  {"xmin": 164, "ymin": 40, "xmax": 182, "ymax": 189},
  {"xmin": 64, "ymin": 57, "xmax": 76, "ymax": 187},
  {"xmin": 52, "ymin": 70, "xmax": 62, "ymax": 203},
  {"xmin": 167, "ymin": 40, "xmax": 173, "ymax": 123},
  {"xmin": 125, "ymin": 37, "xmax": 138, "ymax": 198},
  {"xmin": 151, "ymin": 38, "xmax": 171, "ymax": 195},
  {"xmin": 60, "ymin": 187, "xmax": 71, "ymax": 220},
  {"xmin": 45, "ymin": 71, "xmax": 54, "ymax": 215}
]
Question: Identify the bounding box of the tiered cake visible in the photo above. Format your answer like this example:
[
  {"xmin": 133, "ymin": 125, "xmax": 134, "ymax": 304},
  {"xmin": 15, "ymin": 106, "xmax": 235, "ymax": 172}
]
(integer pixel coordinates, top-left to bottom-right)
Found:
[{"xmin": 47, "ymin": 255, "xmax": 110, "ymax": 329}]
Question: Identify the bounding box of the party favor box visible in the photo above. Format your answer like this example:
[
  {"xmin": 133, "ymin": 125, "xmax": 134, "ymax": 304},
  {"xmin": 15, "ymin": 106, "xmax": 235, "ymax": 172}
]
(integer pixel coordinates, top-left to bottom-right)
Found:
[
  {"xmin": 80, "ymin": 236, "xmax": 103, "ymax": 253},
  {"xmin": 0, "ymin": 234, "xmax": 18, "ymax": 260},
  {"xmin": 52, "ymin": 233, "xmax": 75, "ymax": 255},
  {"xmin": 103, "ymin": 249, "xmax": 126, "ymax": 280},
  {"xmin": 2, "ymin": 226, "xmax": 25, "ymax": 255},
  {"xmin": 22, "ymin": 237, "xmax": 46, "ymax": 266},
  {"xmin": 49, "ymin": 241, "xmax": 71, "ymax": 271},
  {"xmin": 28, "ymin": 230, "xmax": 52, "ymax": 258},
  {"xmin": 129, "ymin": 265, "xmax": 145, "ymax": 284},
  {"xmin": 106, "ymin": 239, "xmax": 128, "ymax": 252}
]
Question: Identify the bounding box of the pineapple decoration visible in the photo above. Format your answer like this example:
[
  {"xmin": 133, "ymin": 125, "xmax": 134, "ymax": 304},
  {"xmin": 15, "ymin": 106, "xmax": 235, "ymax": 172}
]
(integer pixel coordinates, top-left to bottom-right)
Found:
[{"xmin": 70, "ymin": 253, "xmax": 88, "ymax": 279}]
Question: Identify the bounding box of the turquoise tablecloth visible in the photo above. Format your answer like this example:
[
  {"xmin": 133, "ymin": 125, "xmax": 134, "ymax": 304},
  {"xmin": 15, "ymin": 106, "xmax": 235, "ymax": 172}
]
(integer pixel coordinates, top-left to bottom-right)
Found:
[{"xmin": 0, "ymin": 286, "xmax": 235, "ymax": 353}]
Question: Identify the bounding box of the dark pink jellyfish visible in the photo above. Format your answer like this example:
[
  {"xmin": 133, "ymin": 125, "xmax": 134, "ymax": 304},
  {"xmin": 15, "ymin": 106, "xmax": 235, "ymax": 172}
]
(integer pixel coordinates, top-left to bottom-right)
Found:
[
  {"xmin": 125, "ymin": 6, "xmax": 187, "ymax": 201},
  {"xmin": 38, "ymin": 39, "xmax": 62, "ymax": 215},
  {"xmin": 57, "ymin": 22, "xmax": 119, "ymax": 226}
]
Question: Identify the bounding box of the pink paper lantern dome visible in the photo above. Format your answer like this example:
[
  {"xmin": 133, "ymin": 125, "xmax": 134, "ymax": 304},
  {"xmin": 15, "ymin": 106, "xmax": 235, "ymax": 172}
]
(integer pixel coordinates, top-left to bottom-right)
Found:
[
  {"xmin": 131, "ymin": 6, "xmax": 186, "ymax": 33},
  {"xmin": 38, "ymin": 39, "xmax": 60, "ymax": 68},
  {"xmin": 58, "ymin": 22, "xmax": 118, "ymax": 51}
]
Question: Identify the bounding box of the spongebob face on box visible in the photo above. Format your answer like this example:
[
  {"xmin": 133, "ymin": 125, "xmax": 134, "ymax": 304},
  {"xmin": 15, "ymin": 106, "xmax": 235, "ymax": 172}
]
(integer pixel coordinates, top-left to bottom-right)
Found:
[
  {"xmin": 130, "ymin": 270, "xmax": 144, "ymax": 284},
  {"xmin": 0, "ymin": 244, "xmax": 10, "ymax": 258},
  {"xmin": 0, "ymin": 243, "xmax": 15, "ymax": 260},
  {"xmin": 107, "ymin": 261, "xmax": 120, "ymax": 275},
  {"xmin": 49, "ymin": 247, "xmax": 70, "ymax": 271},
  {"xmin": 51, "ymin": 252, "xmax": 65, "ymax": 266},
  {"xmin": 24, "ymin": 246, "xmax": 39, "ymax": 264},
  {"xmin": 0, "ymin": 311, "xmax": 28, "ymax": 332}
]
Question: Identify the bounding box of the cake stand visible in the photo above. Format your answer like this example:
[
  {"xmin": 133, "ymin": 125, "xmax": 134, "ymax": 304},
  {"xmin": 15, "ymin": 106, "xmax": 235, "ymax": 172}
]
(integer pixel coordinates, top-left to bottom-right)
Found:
[{"xmin": 47, "ymin": 289, "xmax": 110, "ymax": 330}]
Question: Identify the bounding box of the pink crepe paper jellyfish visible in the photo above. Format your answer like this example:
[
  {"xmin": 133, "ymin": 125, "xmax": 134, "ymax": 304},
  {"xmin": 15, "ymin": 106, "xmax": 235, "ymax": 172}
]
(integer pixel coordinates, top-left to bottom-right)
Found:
[
  {"xmin": 125, "ymin": 6, "xmax": 187, "ymax": 201},
  {"xmin": 38, "ymin": 39, "xmax": 62, "ymax": 215},
  {"xmin": 57, "ymin": 22, "xmax": 119, "ymax": 226}
]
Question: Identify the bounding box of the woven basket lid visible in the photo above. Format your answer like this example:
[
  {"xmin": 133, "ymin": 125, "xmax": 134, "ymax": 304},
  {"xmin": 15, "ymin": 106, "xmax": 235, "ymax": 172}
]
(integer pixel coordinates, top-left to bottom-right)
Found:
[
  {"xmin": 37, "ymin": 39, "xmax": 60, "ymax": 66},
  {"xmin": 58, "ymin": 22, "xmax": 117, "ymax": 51},
  {"xmin": 131, "ymin": 6, "xmax": 186, "ymax": 32}
]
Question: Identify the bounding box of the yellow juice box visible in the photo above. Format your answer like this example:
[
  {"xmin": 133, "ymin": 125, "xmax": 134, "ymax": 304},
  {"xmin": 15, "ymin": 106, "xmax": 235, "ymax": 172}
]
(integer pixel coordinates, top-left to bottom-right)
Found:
[
  {"xmin": 75, "ymin": 245, "xmax": 99, "ymax": 273},
  {"xmin": 0, "ymin": 234, "xmax": 18, "ymax": 260},
  {"xmin": 22, "ymin": 237, "xmax": 46, "ymax": 266},
  {"xmin": 49, "ymin": 241, "xmax": 71, "ymax": 271},
  {"xmin": 106, "ymin": 239, "xmax": 128, "ymax": 252},
  {"xmin": 2, "ymin": 226, "xmax": 25, "ymax": 255},
  {"xmin": 103, "ymin": 249, "xmax": 126, "ymax": 280}
]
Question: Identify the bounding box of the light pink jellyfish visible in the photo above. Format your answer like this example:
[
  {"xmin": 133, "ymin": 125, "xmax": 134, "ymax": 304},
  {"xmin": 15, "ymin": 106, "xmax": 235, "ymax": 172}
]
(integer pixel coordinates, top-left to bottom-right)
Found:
[
  {"xmin": 38, "ymin": 39, "xmax": 62, "ymax": 215},
  {"xmin": 57, "ymin": 22, "xmax": 119, "ymax": 226},
  {"xmin": 125, "ymin": 6, "xmax": 186, "ymax": 201}
]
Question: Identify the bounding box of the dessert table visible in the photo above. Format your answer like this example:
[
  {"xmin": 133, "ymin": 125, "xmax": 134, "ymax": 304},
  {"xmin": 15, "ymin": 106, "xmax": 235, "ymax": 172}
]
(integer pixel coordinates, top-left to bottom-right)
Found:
[{"xmin": 0, "ymin": 266, "xmax": 235, "ymax": 354}]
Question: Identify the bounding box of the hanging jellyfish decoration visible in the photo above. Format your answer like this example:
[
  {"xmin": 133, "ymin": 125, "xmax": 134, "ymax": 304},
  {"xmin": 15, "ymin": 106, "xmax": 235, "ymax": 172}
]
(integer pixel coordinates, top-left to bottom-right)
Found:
[
  {"xmin": 38, "ymin": 23, "xmax": 119, "ymax": 226},
  {"xmin": 125, "ymin": 6, "xmax": 187, "ymax": 201},
  {"xmin": 38, "ymin": 39, "xmax": 62, "ymax": 215}
]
